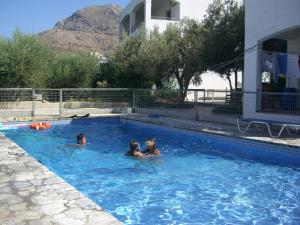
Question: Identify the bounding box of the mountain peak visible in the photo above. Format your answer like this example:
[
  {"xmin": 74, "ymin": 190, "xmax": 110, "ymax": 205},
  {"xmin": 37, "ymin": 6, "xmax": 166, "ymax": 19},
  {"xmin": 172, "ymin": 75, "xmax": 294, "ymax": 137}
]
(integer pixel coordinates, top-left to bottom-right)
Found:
[
  {"xmin": 38, "ymin": 5, "xmax": 121, "ymax": 55},
  {"xmin": 54, "ymin": 5, "xmax": 121, "ymax": 34}
]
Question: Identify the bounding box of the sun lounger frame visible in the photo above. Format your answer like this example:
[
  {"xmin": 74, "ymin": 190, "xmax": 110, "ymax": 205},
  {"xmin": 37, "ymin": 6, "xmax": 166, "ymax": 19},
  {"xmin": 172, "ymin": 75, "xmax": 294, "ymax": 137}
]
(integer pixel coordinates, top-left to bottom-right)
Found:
[{"xmin": 236, "ymin": 119, "xmax": 300, "ymax": 138}]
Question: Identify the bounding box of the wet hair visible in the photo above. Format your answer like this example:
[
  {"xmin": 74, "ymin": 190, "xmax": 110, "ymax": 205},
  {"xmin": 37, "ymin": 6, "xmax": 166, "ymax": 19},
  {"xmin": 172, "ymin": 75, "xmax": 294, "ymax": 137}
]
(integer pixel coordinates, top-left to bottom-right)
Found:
[
  {"xmin": 130, "ymin": 140, "xmax": 140, "ymax": 151},
  {"xmin": 126, "ymin": 140, "xmax": 140, "ymax": 156},
  {"xmin": 146, "ymin": 137, "xmax": 156, "ymax": 149},
  {"xmin": 77, "ymin": 133, "xmax": 86, "ymax": 144}
]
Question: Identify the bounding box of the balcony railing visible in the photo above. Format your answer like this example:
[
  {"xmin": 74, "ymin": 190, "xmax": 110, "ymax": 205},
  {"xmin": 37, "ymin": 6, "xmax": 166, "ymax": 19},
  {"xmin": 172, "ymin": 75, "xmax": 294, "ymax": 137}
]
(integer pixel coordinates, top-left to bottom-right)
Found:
[{"xmin": 151, "ymin": 16, "xmax": 180, "ymax": 21}]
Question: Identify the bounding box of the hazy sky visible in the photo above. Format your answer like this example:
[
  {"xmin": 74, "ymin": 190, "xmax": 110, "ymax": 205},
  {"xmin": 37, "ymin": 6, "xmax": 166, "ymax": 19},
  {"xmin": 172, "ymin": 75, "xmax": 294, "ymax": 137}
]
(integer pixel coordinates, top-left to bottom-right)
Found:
[{"xmin": 0, "ymin": 0, "xmax": 128, "ymax": 37}]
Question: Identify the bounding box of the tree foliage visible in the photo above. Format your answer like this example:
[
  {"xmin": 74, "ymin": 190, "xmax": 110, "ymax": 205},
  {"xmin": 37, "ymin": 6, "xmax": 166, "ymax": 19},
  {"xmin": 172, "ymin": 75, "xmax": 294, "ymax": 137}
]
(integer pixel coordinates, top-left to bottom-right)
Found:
[
  {"xmin": 203, "ymin": 0, "xmax": 244, "ymax": 90},
  {"xmin": 47, "ymin": 53, "xmax": 99, "ymax": 88},
  {"xmin": 0, "ymin": 30, "xmax": 52, "ymax": 87},
  {"xmin": 97, "ymin": 30, "xmax": 164, "ymax": 88},
  {"xmin": 109, "ymin": 19, "xmax": 205, "ymax": 101},
  {"xmin": 0, "ymin": 30, "xmax": 100, "ymax": 88},
  {"xmin": 164, "ymin": 19, "xmax": 205, "ymax": 100}
]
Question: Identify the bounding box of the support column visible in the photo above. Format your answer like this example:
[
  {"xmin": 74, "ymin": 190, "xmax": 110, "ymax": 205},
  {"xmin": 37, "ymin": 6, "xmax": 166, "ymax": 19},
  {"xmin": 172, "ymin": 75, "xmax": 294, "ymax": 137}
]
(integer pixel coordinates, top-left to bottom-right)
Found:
[
  {"xmin": 130, "ymin": 12, "xmax": 135, "ymax": 34},
  {"xmin": 145, "ymin": 0, "xmax": 152, "ymax": 30},
  {"xmin": 243, "ymin": 45, "xmax": 260, "ymax": 118}
]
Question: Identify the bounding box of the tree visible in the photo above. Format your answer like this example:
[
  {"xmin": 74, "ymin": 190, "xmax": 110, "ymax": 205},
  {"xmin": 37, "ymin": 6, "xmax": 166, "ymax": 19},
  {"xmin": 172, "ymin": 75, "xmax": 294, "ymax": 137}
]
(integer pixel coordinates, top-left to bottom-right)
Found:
[
  {"xmin": 0, "ymin": 30, "xmax": 52, "ymax": 88},
  {"xmin": 111, "ymin": 28, "xmax": 172, "ymax": 89},
  {"xmin": 112, "ymin": 30, "xmax": 154, "ymax": 88},
  {"xmin": 138, "ymin": 28, "xmax": 172, "ymax": 88},
  {"xmin": 164, "ymin": 19, "xmax": 205, "ymax": 101},
  {"xmin": 111, "ymin": 18, "xmax": 205, "ymax": 98},
  {"xmin": 47, "ymin": 53, "xmax": 99, "ymax": 88},
  {"xmin": 203, "ymin": 0, "xmax": 244, "ymax": 90}
]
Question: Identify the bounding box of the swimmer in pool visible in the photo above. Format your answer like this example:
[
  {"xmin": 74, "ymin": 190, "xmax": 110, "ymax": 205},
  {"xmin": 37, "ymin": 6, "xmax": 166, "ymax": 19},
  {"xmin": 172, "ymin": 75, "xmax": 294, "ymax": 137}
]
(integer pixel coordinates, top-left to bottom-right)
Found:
[
  {"xmin": 126, "ymin": 140, "xmax": 145, "ymax": 159},
  {"xmin": 58, "ymin": 133, "xmax": 87, "ymax": 155},
  {"xmin": 76, "ymin": 133, "xmax": 87, "ymax": 145},
  {"xmin": 143, "ymin": 137, "xmax": 160, "ymax": 156}
]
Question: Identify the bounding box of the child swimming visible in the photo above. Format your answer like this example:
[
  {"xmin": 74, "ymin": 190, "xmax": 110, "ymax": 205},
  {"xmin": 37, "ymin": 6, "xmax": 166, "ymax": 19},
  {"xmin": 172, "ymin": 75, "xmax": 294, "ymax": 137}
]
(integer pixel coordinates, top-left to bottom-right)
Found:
[
  {"xmin": 143, "ymin": 137, "xmax": 160, "ymax": 156},
  {"xmin": 126, "ymin": 140, "xmax": 145, "ymax": 159},
  {"xmin": 77, "ymin": 133, "xmax": 87, "ymax": 145}
]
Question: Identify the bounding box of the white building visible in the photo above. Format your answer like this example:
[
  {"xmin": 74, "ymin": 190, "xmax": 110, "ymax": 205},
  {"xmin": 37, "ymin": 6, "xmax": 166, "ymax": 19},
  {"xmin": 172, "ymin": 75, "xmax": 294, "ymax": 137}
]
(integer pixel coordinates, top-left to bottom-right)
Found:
[
  {"xmin": 120, "ymin": 0, "xmax": 209, "ymax": 36},
  {"xmin": 243, "ymin": 0, "xmax": 300, "ymax": 123}
]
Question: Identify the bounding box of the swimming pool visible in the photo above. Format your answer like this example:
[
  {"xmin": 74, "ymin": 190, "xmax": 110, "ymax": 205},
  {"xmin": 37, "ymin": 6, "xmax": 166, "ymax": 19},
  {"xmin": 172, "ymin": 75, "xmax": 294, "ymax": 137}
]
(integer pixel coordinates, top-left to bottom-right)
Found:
[{"xmin": 3, "ymin": 118, "xmax": 300, "ymax": 225}]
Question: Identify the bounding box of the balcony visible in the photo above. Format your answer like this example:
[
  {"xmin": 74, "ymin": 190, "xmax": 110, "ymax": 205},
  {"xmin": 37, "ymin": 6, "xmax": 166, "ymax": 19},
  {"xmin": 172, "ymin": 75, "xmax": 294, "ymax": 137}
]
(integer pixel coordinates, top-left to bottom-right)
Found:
[{"xmin": 120, "ymin": 0, "xmax": 180, "ymax": 35}]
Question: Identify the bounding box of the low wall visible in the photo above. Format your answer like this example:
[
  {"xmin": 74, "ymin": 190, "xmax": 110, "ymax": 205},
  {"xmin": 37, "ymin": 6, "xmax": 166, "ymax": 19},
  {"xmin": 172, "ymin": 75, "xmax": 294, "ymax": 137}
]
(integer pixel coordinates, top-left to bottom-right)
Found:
[
  {"xmin": 134, "ymin": 106, "xmax": 239, "ymax": 126},
  {"xmin": 0, "ymin": 101, "xmax": 129, "ymax": 109},
  {"xmin": 61, "ymin": 107, "xmax": 132, "ymax": 116},
  {"xmin": 63, "ymin": 102, "xmax": 130, "ymax": 109},
  {"xmin": 0, "ymin": 110, "xmax": 32, "ymax": 118}
]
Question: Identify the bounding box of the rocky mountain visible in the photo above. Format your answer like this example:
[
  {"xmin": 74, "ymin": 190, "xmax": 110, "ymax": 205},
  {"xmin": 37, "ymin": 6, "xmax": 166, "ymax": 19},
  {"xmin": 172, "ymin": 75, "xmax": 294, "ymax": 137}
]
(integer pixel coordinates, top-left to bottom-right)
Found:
[{"xmin": 37, "ymin": 5, "xmax": 121, "ymax": 55}]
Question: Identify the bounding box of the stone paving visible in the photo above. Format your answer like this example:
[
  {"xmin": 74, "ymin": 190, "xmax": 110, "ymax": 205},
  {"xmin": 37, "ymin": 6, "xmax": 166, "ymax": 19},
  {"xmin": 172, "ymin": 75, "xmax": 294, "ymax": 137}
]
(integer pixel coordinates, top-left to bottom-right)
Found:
[{"xmin": 0, "ymin": 134, "xmax": 123, "ymax": 225}]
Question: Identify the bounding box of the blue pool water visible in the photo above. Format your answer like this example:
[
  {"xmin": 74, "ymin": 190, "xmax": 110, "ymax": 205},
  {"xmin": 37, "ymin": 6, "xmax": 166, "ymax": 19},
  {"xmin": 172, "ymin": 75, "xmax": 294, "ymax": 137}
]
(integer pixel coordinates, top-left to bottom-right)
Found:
[{"xmin": 3, "ymin": 118, "xmax": 300, "ymax": 225}]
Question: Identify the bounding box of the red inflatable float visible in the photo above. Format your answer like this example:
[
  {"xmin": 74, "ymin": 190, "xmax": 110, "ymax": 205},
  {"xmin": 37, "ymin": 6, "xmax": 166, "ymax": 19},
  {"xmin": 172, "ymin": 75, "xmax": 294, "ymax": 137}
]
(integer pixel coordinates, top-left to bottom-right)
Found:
[{"xmin": 29, "ymin": 122, "xmax": 51, "ymax": 130}]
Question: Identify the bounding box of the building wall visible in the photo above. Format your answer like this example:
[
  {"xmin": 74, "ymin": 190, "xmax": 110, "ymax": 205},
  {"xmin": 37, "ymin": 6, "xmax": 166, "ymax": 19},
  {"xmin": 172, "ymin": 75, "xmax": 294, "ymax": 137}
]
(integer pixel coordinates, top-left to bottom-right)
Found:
[
  {"xmin": 244, "ymin": 0, "xmax": 300, "ymax": 122},
  {"xmin": 120, "ymin": 0, "xmax": 215, "ymax": 35},
  {"xmin": 288, "ymin": 36, "xmax": 300, "ymax": 53},
  {"xmin": 179, "ymin": 0, "xmax": 211, "ymax": 21}
]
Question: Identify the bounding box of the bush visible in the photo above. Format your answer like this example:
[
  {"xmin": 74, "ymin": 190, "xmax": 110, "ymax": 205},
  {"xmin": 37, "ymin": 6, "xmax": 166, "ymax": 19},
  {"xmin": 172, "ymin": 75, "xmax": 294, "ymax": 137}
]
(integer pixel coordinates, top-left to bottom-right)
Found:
[
  {"xmin": 0, "ymin": 30, "xmax": 52, "ymax": 88},
  {"xmin": 47, "ymin": 53, "xmax": 100, "ymax": 88}
]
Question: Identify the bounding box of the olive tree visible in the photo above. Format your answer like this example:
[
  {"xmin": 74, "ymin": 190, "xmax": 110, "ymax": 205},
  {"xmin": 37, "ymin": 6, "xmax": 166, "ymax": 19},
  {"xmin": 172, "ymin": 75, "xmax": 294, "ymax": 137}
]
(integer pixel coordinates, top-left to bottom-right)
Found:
[{"xmin": 164, "ymin": 19, "xmax": 205, "ymax": 101}]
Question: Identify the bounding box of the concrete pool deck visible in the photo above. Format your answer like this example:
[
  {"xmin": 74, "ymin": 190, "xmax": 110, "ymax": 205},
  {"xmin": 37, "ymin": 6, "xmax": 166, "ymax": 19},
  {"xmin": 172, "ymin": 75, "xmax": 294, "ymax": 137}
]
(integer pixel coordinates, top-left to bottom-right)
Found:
[{"xmin": 0, "ymin": 134, "xmax": 123, "ymax": 225}]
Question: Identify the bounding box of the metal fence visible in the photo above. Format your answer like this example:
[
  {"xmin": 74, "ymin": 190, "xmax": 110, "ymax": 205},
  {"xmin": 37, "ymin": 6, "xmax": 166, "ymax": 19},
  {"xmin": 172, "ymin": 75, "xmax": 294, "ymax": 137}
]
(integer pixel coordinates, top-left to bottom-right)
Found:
[
  {"xmin": 61, "ymin": 88, "xmax": 132, "ymax": 116},
  {"xmin": 0, "ymin": 88, "xmax": 299, "ymax": 120},
  {"xmin": 134, "ymin": 89, "xmax": 243, "ymax": 113},
  {"xmin": 257, "ymin": 92, "xmax": 300, "ymax": 115}
]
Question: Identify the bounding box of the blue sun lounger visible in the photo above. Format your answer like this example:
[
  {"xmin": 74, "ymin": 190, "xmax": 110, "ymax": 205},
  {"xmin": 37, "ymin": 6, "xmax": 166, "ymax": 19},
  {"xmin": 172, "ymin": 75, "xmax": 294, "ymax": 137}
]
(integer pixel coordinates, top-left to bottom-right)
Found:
[{"xmin": 236, "ymin": 119, "xmax": 300, "ymax": 138}]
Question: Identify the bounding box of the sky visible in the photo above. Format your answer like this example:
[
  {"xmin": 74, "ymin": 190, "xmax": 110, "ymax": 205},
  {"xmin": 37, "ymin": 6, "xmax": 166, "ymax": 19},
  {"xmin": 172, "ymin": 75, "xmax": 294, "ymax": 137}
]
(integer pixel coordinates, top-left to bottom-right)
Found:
[{"xmin": 0, "ymin": 0, "xmax": 128, "ymax": 37}]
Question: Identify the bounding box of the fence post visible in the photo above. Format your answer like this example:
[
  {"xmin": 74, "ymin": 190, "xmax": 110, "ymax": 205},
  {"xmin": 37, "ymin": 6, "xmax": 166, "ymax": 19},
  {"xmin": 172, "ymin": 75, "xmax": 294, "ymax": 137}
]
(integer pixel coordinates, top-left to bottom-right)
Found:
[
  {"xmin": 59, "ymin": 89, "xmax": 63, "ymax": 117},
  {"xmin": 132, "ymin": 89, "xmax": 136, "ymax": 112},
  {"xmin": 32, "ymin": 89, "xmax": 36, "ymax": 118},
  {"xmin": 203, "ymin": 90, "xmax": 206, "ymax": 103},
  {"xmin": 194, "ymin": 90, "xmax": 199, "ymax": 121}
]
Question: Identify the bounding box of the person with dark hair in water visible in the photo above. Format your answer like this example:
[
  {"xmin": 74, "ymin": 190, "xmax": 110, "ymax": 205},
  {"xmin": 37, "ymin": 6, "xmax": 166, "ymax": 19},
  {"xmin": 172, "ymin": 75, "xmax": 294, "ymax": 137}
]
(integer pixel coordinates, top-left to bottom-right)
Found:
[
  {"xmin": 58, "ymin": 133, "xmax": 87, "ymax": 155},
  {"xmin": 126, "ymin": 140, "xmax": 145, "ymax": 158},
  {"xmin": 143, "ymin": 137, "xmax": 160, "ymax": 156},
  {"xmin": 77, "ymin": 133, "xmax": 87, "ymax": 145}
]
